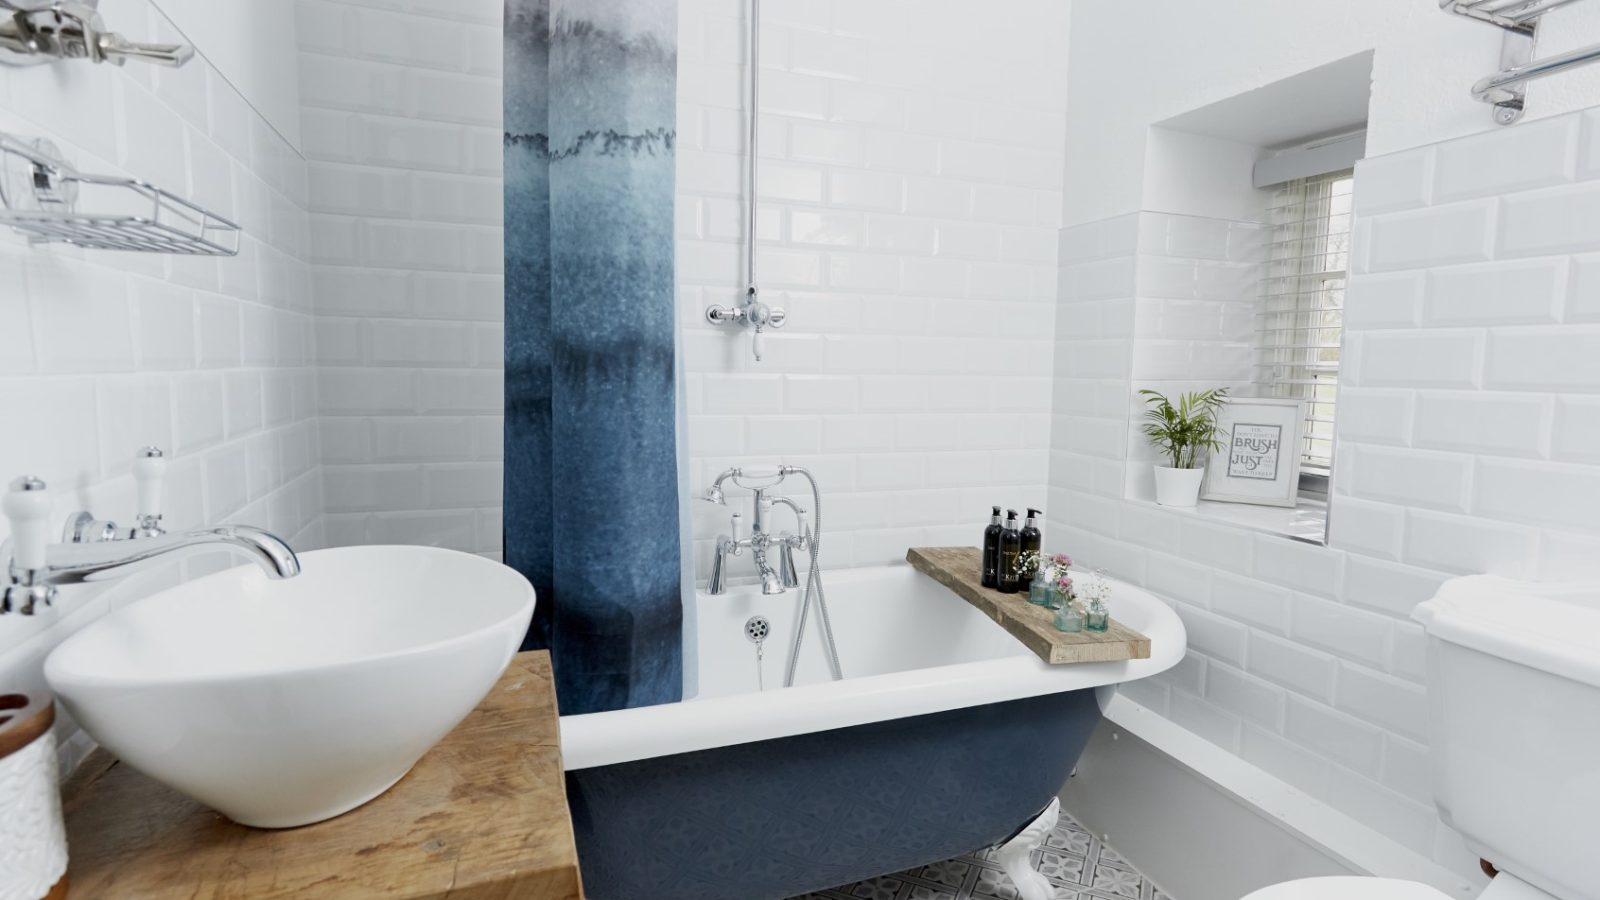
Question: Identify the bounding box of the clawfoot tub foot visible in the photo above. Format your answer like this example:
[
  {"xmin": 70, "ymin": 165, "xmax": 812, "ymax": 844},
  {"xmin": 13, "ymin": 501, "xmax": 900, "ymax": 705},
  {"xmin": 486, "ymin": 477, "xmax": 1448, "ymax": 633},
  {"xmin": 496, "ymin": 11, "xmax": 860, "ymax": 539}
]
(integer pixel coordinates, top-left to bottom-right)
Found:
[{"xmin": 994, "ymin": 796, "xmax": 1059, "ymax": 900}]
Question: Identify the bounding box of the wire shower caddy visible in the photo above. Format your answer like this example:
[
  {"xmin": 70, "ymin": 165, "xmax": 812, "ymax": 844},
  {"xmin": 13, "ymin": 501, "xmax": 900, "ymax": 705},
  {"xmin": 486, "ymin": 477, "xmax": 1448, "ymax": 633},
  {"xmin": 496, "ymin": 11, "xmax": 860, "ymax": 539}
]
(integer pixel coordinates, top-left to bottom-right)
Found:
[{"xmin": 0, "ymin": 132, "xmax": 240, "ymax": 255}]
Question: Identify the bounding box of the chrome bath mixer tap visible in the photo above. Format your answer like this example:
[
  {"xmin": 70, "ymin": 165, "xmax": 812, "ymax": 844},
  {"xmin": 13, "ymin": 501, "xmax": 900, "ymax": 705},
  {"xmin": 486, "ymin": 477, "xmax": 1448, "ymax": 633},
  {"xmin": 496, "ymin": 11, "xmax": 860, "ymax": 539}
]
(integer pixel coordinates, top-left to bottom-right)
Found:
[
  {"xmin": 700, "ymin": 464, "xmax": 843, "ymax": 685},
  {"xmin": 704, "ymin": 469, "xmax": 807, "ymax": 595}
]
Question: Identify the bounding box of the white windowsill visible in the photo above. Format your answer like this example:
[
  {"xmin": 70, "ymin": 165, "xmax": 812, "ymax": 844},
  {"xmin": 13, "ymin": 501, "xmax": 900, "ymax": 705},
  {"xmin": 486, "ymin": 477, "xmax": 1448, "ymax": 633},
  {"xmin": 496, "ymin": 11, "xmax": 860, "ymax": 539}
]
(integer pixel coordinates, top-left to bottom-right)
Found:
[{"xmin": 1129, "ymin": 493, "xmax": 1329, "ymax": 545}]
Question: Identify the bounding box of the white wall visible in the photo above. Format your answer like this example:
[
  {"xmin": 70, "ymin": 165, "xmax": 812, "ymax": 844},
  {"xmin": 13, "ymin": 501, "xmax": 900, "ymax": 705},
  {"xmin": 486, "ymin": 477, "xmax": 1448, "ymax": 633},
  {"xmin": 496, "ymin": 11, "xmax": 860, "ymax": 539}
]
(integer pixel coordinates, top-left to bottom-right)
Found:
[
  {"xmin": 1053, "ymin": 0, "xmax": 1600, "ymax": 882},
  {"xmin": 1063, "ymin": 0, "xmax": 1600, "ymax": 227},
  {"xmin": 0, "ymin": 0, "xmax": 319, "ymax": 765},
  {"xmin": 151, "ymin": 0, "xmax": 304, "ymax": 151},
  {"xmin": 294, "ymin": 0, "xmax": 505, "ymax": 559},
  {"xmin": 677, "ymin": 0, "xmax": 1072, "ymax": 579}
]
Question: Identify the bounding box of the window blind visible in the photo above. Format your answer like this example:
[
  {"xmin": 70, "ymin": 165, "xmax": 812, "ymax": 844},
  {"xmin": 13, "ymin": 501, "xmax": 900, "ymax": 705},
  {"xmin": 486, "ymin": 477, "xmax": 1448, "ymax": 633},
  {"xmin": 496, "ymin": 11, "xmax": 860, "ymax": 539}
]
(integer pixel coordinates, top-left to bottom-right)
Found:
[{"xmin": 1254, "ymin": 169, "xmax": 1353, "ymax": 475}]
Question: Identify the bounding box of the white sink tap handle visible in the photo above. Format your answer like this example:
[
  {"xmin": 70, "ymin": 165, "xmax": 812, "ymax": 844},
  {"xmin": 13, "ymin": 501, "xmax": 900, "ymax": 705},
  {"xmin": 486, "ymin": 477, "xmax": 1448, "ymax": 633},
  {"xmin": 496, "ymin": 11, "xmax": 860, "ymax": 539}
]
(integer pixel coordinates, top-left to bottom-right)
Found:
[
  {"xmin": 133, "ymin": 446, "xmax": 166, "ymax": 528},
  {"xmin": 3, "ymin": 476, "xmax": 50, "ymax": 572}
]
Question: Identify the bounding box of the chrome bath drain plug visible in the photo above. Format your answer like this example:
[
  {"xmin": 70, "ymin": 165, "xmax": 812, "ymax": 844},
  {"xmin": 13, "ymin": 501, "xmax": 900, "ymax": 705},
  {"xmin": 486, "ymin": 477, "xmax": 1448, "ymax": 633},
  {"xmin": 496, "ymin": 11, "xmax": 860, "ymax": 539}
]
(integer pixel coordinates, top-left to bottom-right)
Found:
[
  {"xmin": 745, "ymin": 616, "xmax": 770, "ymax": 690},
  {"xmin": 745, "ymin": 615, "xmax": 770, "ymax": 643}
]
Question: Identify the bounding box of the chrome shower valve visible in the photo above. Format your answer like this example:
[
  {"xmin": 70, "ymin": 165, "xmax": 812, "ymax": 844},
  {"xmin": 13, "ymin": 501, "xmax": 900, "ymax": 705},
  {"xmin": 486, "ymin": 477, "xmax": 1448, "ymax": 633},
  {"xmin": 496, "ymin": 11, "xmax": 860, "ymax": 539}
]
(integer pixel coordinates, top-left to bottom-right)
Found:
[{"xmin": 706, "ymin": 287, "xmax": 787, "ymax": 362}]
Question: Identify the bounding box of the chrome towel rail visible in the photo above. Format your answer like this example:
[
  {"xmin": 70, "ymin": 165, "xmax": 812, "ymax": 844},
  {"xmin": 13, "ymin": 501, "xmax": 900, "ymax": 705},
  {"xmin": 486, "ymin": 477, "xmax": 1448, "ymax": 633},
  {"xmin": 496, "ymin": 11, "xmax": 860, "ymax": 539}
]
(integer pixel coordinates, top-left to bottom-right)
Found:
[
  {"xmin": 1474, "ymin": 39, "xmax": 1600, "ymax": 104},
  {"xmin": 1443, "ymin": 0, "xmax": 1600, "ymax": 124}
]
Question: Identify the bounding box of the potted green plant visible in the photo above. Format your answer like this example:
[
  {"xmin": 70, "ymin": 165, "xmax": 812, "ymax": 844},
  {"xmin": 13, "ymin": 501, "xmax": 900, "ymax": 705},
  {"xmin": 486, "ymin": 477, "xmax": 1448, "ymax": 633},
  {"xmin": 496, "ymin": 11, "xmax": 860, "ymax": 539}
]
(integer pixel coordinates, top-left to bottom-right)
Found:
[{"xmin": 1139, "ymin": 387, "xmax": 1228, "ymax": 507}]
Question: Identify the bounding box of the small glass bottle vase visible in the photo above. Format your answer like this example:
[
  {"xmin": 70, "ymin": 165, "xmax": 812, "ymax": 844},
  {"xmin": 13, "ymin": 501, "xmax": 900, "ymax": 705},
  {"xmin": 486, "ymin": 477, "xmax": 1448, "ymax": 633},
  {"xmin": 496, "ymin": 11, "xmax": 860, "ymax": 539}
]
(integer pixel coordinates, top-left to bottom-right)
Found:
[
  {"xmin": 1054, "ymin": 601, "xmax": 1084, "ymax": 633},
  {"xmin": 1084, "ymin": 597, "xmax": 1109, "ymax": 632},
  {"xmin": 1027, "ymin": 572, "xmax": 1051, "ymax": 605}
]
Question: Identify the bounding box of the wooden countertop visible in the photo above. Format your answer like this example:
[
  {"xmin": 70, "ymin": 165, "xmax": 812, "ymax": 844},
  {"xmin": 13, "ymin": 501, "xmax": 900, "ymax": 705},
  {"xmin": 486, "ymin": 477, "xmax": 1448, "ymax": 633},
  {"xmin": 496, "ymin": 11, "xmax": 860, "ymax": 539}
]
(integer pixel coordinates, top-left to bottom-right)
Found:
[
  {"xmin": 908, "ymin": 547, "xmax": 1151, "ymax": 665},
  {"xmin": 59, "ymin": 651, "xmax": 582, "ymax": 900}
]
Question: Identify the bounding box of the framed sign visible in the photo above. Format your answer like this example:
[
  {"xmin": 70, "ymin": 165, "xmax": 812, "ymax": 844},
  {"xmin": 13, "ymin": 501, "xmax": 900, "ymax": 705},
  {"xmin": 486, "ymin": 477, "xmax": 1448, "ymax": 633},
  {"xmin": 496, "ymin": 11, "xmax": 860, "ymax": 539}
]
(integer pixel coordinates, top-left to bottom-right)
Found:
[{"xmin": 1202, "ymin": 398, "xmax": 1305, "ymax": 507}]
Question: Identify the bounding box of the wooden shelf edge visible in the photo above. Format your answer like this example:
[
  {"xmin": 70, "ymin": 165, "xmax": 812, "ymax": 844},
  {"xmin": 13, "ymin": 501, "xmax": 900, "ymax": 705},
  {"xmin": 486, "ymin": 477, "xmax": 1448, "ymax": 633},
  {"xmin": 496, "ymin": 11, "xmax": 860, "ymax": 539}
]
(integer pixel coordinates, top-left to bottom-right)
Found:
[{"xmin": 907, "ymin": 547, "xmax": 1152, "ymax": 665}]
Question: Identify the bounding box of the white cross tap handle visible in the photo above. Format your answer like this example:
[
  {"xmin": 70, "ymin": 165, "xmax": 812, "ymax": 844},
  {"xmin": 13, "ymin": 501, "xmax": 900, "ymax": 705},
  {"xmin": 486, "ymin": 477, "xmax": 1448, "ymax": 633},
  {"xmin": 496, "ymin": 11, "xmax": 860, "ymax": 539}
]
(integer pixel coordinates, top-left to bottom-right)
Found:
[
  {"xmin": 133, "ymin": 446, "xmax": 166, "ymax": 526},
  {"xmin": 3, "ymin": 476, "xmax": 50, "ymax": 571}
]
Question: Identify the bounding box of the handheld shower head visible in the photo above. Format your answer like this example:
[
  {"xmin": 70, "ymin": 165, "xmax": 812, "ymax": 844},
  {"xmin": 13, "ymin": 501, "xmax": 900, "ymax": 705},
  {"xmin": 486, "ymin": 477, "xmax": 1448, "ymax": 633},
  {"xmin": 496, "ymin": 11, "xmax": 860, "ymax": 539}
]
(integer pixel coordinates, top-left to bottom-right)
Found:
[{"xmin": 704, "ymin": 466, "xmax": 751, "ymax": 505}]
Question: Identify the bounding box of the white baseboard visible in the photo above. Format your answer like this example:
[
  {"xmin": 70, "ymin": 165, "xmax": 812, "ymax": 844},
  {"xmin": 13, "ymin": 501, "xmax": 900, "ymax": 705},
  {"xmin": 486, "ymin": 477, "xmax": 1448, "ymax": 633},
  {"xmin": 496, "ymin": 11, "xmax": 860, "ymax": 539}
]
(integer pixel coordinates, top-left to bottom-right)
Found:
[{"xmin": 1061, "ymin": 697, "xmax": 1482, "ymax": 900}]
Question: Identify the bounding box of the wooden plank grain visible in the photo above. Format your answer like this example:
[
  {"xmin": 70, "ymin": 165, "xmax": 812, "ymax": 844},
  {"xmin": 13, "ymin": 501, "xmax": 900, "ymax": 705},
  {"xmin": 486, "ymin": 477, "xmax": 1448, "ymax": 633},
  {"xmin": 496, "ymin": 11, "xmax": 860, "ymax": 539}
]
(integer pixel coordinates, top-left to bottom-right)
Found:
[
  {"xmin": 60, "ymin": 651, "xmax": 582, "ymax": 900},
  {"xmin": 907, "ymin": 547, "xmax": 1151, "ymax": 665}
]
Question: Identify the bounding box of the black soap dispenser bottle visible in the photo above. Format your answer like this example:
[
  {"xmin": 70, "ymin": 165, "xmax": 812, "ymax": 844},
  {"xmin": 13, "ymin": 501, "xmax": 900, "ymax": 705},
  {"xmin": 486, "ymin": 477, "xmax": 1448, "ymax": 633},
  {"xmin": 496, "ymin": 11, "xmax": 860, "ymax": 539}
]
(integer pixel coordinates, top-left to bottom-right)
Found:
[
  {"xmin": 1021, "ymin": 508, "xmax": 1042, "ymax": 561},
  {"xmin": 982, "ymin": 506, "xmax": 1003, "ymax": 587},
  {"xmin": 998, "ymin": 509, "xmax": 1022, "ymax": 594}
]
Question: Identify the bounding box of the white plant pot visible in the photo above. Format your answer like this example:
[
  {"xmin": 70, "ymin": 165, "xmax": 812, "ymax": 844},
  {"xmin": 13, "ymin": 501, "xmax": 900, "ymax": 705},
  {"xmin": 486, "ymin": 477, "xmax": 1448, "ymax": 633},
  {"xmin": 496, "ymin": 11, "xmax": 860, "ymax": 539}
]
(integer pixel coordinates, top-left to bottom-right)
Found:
[{"xmin": 1154, "ymin": 465, "xmax": 1205, "ymax": 507}]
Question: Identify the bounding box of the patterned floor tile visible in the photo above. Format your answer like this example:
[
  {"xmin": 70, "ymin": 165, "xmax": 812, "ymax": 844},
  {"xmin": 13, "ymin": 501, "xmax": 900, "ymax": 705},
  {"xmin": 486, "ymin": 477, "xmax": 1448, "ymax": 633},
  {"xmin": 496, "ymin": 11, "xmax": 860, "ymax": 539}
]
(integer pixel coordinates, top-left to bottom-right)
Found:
[
  {"xmin": 1090, "ymin": 863, "xmax": 1145, "ymax": 898},
  {"xmin": 787, "ymin": 811, "xmax": 1175, "ymax": 900},
  {"xmin": 1036, "ymin": 849, "xmax": 1085, "ymax": 884}
]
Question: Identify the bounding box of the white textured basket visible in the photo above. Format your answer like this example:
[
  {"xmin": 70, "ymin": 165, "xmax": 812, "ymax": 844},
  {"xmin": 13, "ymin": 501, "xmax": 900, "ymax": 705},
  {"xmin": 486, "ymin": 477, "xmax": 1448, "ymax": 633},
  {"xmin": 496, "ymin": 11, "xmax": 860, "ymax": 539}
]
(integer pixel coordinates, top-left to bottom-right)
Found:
[{"xmin": 0, "ymin": 693, "xmax": 68, "ymax": 900}]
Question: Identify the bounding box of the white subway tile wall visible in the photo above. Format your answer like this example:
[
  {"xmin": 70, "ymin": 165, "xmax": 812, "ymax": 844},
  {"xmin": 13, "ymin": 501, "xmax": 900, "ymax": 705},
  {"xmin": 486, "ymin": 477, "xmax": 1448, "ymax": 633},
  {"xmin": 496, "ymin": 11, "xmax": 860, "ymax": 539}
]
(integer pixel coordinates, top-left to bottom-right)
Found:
[
  {"xmin": 295, "ymin": 0, "xmax": 505, "ymax": 557},
  {"xmin": 1050, "ymin": 107, "xmax": 1600, "ymax": 869},
  {"xmin": 678, "ymin": 0, "xmax": 1072, "ymax": 577},
  {"xmin": 0, "ymin": 1, "xmax": 320, "ymax": 762},
  {"xmin": 3, "ymin": 3, "xmax": 1594, "ymax": 883},
  {"xmin": 297, "ymin": 0, "xmax": 1067, "ymax": 573}
]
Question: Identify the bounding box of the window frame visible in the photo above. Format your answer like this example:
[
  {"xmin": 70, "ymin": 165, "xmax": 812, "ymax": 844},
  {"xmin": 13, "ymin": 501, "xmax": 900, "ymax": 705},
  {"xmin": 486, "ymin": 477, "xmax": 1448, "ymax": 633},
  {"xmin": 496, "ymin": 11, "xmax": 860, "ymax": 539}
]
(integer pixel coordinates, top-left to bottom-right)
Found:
[{"xmin": 1253, "ymin": 167, "xmax": 1353, "ymax": 494}]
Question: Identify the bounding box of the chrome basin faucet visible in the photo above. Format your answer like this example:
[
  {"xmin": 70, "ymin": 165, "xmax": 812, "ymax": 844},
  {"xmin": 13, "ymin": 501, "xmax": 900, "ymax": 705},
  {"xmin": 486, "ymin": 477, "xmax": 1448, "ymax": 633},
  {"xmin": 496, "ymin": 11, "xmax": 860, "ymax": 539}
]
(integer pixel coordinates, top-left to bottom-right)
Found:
[
  {"xmin": 1, "ymin": 447, "xmax": 301, "ymax": 615},
  {"xmin": 704, "ymin": 469, "xmax": 807, "ymax": 595}
]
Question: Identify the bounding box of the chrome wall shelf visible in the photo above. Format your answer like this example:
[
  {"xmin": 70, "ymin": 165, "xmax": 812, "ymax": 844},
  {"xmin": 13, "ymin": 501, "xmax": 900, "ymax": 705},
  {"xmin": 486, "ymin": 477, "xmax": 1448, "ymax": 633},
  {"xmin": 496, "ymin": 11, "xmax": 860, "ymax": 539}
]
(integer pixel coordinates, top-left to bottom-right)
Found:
[
  {"xmin": 1442, "ymin": 0, "xmax": 1587, "ymax": 31},
  {"xmin": 1442, "ymin": 0, "xmax": 1600, "ymax": 124},
  {"xmin": 0, "ymin": 133, "xmax": 239, "ymax": 256}
]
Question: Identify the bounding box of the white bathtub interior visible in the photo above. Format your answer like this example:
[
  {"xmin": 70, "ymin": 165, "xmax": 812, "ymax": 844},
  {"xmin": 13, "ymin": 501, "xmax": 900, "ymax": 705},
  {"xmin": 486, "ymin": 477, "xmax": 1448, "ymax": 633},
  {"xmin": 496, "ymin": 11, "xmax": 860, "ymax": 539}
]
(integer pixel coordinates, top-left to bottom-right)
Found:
[{"xmin": 687, "ymin": 564, "xmax": 1028, "ymax": 699}]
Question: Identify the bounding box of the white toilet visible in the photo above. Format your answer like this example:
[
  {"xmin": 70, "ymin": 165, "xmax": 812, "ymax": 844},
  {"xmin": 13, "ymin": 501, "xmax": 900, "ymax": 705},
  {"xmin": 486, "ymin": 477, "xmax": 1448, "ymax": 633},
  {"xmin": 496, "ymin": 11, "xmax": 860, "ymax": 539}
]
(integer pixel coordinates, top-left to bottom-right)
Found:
[{"xmin": 1244, "ymin": 575, "xmax": 1600, "ymax": 900}]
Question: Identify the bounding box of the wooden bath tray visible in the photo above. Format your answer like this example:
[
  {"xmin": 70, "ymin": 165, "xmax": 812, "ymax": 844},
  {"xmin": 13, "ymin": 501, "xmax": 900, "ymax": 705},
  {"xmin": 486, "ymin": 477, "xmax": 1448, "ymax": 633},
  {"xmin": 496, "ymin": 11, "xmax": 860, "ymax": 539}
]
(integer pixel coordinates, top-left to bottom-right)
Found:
[{"xmin": 907, "ymin": 547, "xmax": 1151, "ymax": 665}]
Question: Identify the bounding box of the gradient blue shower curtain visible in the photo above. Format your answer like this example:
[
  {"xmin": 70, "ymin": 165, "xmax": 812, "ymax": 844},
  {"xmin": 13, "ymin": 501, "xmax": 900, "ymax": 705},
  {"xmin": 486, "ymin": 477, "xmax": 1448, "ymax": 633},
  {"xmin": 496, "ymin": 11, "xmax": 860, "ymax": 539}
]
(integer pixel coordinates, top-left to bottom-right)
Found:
[{"xmin": 503, "ymin": 0, "xmax": 683, "ymax": 715}]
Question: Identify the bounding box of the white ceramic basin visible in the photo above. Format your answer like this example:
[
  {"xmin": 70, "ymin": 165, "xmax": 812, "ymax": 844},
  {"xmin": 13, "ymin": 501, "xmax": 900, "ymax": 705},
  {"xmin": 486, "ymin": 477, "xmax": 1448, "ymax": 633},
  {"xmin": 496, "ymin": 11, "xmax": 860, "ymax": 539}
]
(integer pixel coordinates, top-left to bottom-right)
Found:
[{"xmin": 44, "ymin": 545, "xmax": 535, "ymax": 828}]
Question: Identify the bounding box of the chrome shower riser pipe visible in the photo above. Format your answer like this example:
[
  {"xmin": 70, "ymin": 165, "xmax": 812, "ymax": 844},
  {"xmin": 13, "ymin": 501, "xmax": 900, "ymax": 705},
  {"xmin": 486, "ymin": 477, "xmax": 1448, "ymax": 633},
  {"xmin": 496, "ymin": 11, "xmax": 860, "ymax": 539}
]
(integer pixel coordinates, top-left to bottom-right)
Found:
[{"xmin": 703, "ymin": 0, "xmax": 787, "ymax": 359}]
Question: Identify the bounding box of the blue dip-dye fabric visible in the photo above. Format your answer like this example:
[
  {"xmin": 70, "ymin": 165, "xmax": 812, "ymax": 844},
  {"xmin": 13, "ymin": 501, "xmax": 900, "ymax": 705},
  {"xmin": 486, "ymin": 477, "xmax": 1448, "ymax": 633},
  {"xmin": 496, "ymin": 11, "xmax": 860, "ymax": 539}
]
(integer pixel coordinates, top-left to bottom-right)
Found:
[{"xmin": 503, "ymin": 0, "xmax": 683, "ymax": 715}]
